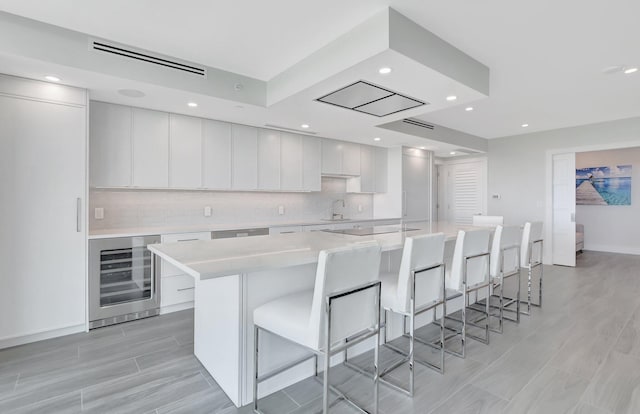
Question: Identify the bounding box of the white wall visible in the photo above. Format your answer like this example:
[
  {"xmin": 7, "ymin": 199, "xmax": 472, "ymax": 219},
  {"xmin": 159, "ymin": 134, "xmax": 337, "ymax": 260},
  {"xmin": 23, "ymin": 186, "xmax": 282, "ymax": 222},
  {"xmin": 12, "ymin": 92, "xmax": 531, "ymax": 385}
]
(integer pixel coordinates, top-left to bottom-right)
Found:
[
  {"xmin": 576, "ymin": 147, "xmax": 640, "ymax": 254},
  {"xmin": 488, "ymin": 116, "xmax": 640, "ymax": 261}
]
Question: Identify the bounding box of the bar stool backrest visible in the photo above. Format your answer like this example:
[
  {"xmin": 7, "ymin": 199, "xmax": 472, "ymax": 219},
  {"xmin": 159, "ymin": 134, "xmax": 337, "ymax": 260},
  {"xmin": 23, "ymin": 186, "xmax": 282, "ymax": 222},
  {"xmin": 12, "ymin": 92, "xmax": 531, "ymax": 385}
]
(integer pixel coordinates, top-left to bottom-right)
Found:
[
  {"xmin": 396, "ymin": 233, "xmax": 445, "ymax": 314},
  {"xmin": 448, "ymin": 229, "xmax": 490, "ymax": 291},
  {"xmin": 490, "ymin": 225, "xmax": 521, "ymax": 278},
  {"xmin": 520, "ymin": 222, "xmax": 543, "ymax": 267},
  {"xmin": 472, "ymin": 215, "xmax": 504, "ymax": 227},
  {"xmin": 309, "ymin": 241, "xmax": 382, "ymax": 350}
]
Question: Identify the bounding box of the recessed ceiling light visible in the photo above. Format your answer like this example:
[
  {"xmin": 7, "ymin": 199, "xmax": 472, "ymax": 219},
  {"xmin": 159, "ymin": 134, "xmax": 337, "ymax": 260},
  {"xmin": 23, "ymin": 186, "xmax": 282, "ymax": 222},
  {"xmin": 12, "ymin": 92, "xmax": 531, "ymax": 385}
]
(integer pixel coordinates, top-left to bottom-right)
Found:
[
  {"xmin": 446, "ymin": 95, "xmax": 457, "ymax": 101},
  {"xmin": 118, "ymin": 89, "xmax": 145, "ymax": 98},
  {"xmin": 419, "ymin": 146, "xmax": 426, "ymax": 150},
  {"xmin": 465, "ymin": 107, "xmax": 474, "ymax": 111},
  {"xmin": 301, "ymin": 124, "xmax": 310, "ymax": 129},
  {"xmin": 45, "ymin": 75, "xmax": 60, "ymax": 82},
  {"xmin": 373, "ymin": 137, "xmax": 381, "ymax": 141},
  {"xmin": 521, "ymin": 123, "xmax": 529, "ymax": 128},
  {"xmin": 378, "ymin": 67, "xmax": 392, "ymax": 75},
  {"xmin": 187, "ymin": 102, "xmax": 198, "ymax": 108},
  {"xmin": 450, "ymin": 151, "xmax": 456, "ymax": 155},
  {"xmin": 624, "ymin": 67, "xmax": 638, "ymax": 74}
]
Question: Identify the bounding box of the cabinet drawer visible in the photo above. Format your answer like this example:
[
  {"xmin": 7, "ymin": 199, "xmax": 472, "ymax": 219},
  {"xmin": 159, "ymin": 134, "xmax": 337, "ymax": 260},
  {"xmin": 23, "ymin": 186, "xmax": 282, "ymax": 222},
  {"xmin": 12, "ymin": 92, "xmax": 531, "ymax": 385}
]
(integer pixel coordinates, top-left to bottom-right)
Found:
[
  {"xmin": 161, "ymin": 274, "xmax": 195, "ymax": 307},
  {"xmin": 161, "ymin": 232, "xmax": 211, "ymax": 277}
]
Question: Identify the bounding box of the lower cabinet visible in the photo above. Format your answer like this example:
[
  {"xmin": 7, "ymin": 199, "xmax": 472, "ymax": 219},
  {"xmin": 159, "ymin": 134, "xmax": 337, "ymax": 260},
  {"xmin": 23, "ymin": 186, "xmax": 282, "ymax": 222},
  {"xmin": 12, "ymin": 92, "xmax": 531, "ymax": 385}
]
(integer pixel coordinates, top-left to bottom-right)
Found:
[
  {"xmin": 160, "ymin": 231, "xmax": 211, "ymax": 313},
  {"xmin": 161, "ymin": 274, "xmax": 195, "ymax": 311}
]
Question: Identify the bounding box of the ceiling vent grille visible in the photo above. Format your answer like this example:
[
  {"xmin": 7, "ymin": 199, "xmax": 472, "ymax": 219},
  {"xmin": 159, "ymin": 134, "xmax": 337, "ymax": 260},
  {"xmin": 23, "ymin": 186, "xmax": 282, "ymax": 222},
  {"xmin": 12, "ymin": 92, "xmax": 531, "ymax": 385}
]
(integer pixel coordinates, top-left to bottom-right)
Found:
[
  {"xmin": 402, "ymin": 118, "xmax": 435, "ymax": 130},
  {"xmin": 91, "ymin": 40, "xmax": 207, "ymax": 77}
]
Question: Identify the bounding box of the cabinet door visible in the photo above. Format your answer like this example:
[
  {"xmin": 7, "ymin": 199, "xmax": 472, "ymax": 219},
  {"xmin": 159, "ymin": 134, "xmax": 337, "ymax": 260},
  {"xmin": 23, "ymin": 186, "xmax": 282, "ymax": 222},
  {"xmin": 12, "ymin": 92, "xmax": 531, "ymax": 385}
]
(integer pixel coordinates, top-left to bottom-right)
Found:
[
  {"xmin": 281, "ymin": 132, "xmax": 303, "ymax": 191},
  {"xmin": 302, "ymin": 136, "xmax": 322, "ymax": 191},
  {"xmin": 90, "ymin": 102, "xmax": 132, "ymax": 187},
  {"xmin": 203, "ymin": 119, "xmax": 232, "ymax": 190},
  {"xmin": 169, "ymin": 114, "xmax": 202, "ymax": 188},
  {"xmin": 342, "ymin": 142, "xmax": 361, "ymax": 176},
  {"xmin": 360, "ymin": 145, "xmax": 375, "ymax": 193},
  {"xmin": 374, "ymin": 146, "xmax": 388, "ymax": 193},
  {"xmin": 258, "ymin": 129, "xmax": 281, "ymax": 190},
  {"xmin": 321, "ymin": 138, "xmax": 342, "ymax": 175},
  {"xmin": 132, "ymin": 108, "xmax": 169, "ymax": 187},
  {"xmin": 1, "ymin": 90, "xmax": 86, "ymax": 340},
  {"xmin": 231, "ymin": 124, "xmax": 258, "ymax": 190},
  {"xmin": 402, "ymin": 150, "xmax": 430, "ymax": 221}
]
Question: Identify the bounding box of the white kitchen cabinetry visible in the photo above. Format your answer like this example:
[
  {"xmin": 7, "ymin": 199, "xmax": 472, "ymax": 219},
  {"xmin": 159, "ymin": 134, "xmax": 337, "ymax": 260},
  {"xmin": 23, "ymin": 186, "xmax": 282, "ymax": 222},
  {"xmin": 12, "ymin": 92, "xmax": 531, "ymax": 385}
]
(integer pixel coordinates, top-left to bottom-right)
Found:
[
  {"xmin": 170, "ymin": 114, "xmax": 202, "ymax": 188},
  {"xmin": 402, "ymin": 147, "xmax": 431, "ymax": 222},
  {"xmin": 258, "ymin": 129, "xmax": 281, "ymax": 190},
  {"xmin": 321, "ymin": 138, "xmax": 360, "ymax": 177},
  {"xmin": 90, "ymin": 101, "xmax": 132, "ymax": 187},
  {"xmin": 0, "ymin": 75, "xmax": 87, "ymax": 348},
  {"xmin": 302, "ymin": 136, "xmax": 322, "ymax": 191},
  {"xmin": 160, "ymin": 231, "xmax": 211, "ymax": 313},
  {"xmin": 132, "ymin": 108, "xmax": 169, "ymax": 188},
  {"xmin": 347, "ymin": 145, "xmax": 387, "ymax": 193},
  {"xmin": 280, "ymin": 132, "xmax": 303, "ymax": 190},
  {"xmin": 374, "ymin": 146, "xmax": 388, "ymax": 193},
  {"xmin": 203, "ymin": 119, "xmax": 232, "ymax": 190},
  {"xmin": 232, "ymin": 124, "xmax": 258, "ymax": 190}
]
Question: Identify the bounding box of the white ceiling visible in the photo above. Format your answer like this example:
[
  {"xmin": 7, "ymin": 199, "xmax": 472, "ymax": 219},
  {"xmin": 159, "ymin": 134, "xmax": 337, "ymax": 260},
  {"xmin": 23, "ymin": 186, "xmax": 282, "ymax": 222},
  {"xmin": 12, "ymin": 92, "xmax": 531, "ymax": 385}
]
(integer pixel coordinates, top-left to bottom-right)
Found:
[{"xmin": 1, "ymin": 0, "xmax": 639, "ymax": 141}]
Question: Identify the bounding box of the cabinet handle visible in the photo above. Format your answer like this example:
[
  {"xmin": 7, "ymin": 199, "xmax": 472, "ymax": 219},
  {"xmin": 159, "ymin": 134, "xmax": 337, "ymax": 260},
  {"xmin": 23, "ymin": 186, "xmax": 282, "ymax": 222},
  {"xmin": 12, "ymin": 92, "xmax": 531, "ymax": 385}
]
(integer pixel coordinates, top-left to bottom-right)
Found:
[
  {"xmin": 177, "ymin": 238, "xmax": 198, "ymax": 242},
  {"xmin": 76, "ymin": 198, "xmax": 82, "ymax": 232},
  {"xmin": 177, "ymin": 287, "xmax": 195, "ymax": 292}
]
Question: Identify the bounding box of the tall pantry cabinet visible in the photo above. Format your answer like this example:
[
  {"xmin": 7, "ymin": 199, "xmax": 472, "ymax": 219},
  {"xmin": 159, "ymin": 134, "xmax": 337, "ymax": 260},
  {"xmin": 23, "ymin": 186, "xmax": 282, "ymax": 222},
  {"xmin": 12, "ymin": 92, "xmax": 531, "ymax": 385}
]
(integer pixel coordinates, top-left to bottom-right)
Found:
[{"xmin": 0, "ymin": 74, "xmax": 87, "ymax": 347}]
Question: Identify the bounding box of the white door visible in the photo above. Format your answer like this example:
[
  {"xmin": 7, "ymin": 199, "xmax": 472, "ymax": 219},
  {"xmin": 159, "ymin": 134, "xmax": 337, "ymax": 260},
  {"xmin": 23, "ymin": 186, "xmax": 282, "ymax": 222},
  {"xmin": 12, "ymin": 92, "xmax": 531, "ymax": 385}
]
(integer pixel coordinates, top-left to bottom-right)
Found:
[
  {"xmin": 448, "ymin": 159, "xmax": 486, "ymax": 225},
  {"xmin": 552, "ymin": 152, "xmax": 576, "ymax": 266}
]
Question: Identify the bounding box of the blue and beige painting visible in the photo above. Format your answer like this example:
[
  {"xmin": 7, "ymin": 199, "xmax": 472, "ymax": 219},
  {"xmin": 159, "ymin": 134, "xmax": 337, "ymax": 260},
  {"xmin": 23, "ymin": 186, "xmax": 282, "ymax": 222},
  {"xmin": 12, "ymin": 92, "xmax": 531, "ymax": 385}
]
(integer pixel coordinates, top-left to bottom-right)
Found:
[{"xmin": 576, "ymin": 165, "xmax": 632, "ymax": 205}]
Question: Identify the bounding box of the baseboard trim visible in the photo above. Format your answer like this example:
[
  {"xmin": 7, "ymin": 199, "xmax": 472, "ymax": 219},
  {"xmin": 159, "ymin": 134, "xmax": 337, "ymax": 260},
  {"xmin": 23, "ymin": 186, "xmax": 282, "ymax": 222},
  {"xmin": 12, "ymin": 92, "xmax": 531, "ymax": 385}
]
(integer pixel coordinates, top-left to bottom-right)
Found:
[
  {"xmin": 584, "ymin": 244, "xmax": 640, "ymax": 255},
  {"xmin": 160, "ymin": 301, "xmax": 194, "ymax": 315},
  {"xmin": 0, "ymin": 324, "xmax": 86, "ymax": 350}
]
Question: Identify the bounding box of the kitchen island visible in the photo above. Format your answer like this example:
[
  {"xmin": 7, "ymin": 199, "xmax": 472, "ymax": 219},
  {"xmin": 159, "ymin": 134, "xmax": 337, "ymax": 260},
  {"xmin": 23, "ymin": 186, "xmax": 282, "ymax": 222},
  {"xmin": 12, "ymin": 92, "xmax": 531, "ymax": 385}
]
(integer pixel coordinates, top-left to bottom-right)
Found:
[{"xmin": 148, "ymin": 222, "xmax": 472, "ymax": 407}]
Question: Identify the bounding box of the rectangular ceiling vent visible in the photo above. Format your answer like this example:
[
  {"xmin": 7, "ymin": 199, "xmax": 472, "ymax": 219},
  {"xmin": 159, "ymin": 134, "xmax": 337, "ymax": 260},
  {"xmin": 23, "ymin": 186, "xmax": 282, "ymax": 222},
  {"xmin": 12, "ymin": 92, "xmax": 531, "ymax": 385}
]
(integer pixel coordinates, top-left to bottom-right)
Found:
[
  {"xmin": 91, "ymin": 40, "xmax": 207, "ymax": 77},
  {"xmin": 402, "ymin": 118, "xmax": 435, "ymax": 130},
  {"xmin": 316, "ymin": 81, "xmax": 427, "ymax": 117}
]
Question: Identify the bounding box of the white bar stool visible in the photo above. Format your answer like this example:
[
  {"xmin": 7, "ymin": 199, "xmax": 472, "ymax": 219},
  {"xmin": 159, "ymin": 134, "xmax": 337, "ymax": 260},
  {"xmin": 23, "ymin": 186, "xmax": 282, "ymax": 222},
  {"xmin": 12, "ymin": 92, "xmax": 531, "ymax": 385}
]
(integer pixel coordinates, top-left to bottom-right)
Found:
[
  {"xmin": 444, "ymin": 229, "xmax": 491, "ymax": 358},
  {"xmin": 472, "ymin": 225, "xmax": 521, "ymax": 333},
  {"xmin": 472, "ymin": 215, "xmax": 504, "ymax": 227},
  {"xmin": 347, "ymin": 233, "xmax": 446, "ymax": 397},
  {"xmin": 520, "ymin": 221, "xmax": 544, "ymax": 315},
  {"xmin": 253, "ymin": 242, "xmax": 382, "ymax": 414}
]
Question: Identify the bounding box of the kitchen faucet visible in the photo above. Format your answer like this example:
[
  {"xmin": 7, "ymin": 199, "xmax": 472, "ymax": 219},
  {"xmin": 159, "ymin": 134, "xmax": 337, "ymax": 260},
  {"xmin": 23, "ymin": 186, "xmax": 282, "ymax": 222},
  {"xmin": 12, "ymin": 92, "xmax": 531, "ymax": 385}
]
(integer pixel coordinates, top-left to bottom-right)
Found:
[{"xmin": 332, "ymin": 199, "xmax": 345, "ymax": 220}]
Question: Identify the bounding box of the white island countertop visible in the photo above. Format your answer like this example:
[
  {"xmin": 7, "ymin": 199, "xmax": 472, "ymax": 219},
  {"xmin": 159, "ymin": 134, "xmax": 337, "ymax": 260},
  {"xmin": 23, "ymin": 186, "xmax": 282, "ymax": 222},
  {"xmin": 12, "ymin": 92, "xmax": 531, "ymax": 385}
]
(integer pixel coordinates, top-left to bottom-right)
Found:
[{"xmin": 148, "ymin": 221, "xmax": 474, "ymax": 280}]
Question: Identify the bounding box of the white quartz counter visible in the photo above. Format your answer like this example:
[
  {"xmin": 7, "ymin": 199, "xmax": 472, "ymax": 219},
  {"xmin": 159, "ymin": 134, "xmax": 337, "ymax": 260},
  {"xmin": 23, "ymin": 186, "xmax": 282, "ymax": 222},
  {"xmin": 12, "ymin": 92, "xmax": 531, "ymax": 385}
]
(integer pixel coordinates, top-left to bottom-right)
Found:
[
  {"xmin": 88, "ymin": 217, "xmax": 401, "ymax": 239},
  {"xmin": 148, "ymin": 221, "xmax": 473, "ymax": 280}
]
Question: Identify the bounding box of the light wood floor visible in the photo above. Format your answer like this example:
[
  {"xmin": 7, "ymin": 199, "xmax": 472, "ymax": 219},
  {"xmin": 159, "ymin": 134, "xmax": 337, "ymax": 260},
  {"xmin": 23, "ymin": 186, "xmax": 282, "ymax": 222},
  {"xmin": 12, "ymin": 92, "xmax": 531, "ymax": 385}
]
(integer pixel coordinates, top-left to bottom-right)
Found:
[{"xmin": 1, "ymin": 251, "xmax": 639, "ymax": 413}]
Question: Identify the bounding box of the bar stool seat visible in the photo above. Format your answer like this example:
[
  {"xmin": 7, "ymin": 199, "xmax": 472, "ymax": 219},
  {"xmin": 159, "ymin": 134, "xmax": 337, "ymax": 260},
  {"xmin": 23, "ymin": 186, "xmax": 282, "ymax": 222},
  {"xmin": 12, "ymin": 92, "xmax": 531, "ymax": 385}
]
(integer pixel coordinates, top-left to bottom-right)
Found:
[{"xmin": 254, "ymin": 291, "xmax": 314, "ymax": 348}]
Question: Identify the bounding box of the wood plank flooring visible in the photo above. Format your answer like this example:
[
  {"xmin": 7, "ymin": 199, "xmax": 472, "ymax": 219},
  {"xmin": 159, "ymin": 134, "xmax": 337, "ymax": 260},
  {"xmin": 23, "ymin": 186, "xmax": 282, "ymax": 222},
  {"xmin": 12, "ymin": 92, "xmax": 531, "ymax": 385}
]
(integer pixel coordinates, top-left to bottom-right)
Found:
[{"xmin": 2, "ymin": 251, "xmax": 640, "ymax": 413}]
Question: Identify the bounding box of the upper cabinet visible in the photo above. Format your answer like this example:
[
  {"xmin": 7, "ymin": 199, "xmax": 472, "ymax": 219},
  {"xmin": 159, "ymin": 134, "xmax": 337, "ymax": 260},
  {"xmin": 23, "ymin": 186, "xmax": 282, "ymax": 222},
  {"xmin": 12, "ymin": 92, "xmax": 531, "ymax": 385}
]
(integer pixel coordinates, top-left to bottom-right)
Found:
[
  {"xmin": 321, "ymin": 138, "xmax": 360, "ymax": 176},
  {"xmin": 132, "ymin": 108, "xmax": 169, "ymax": 188},
  {"xmin": 302, "ymin": 136, "xmax": 321, "ymax": 191},
  {"xmin": 90, "ymin": 102, "xmax": 132, "ymax": 187},
  {"xmin": 347, "ymin": 144, "xmax": 387, "ymax": 193},
  {"xmin": 231, "ymin": 124, "xmax": 258, "ymax": 190},
  {"xmin": 89, "ymin": 102, "xmax": 369, "ymax": 193},
  {"xmin": 202, "ymin": 119, "xmax": 232, "ymax": 190},
  {"xmin": 258, "ymin": 129, "xmax": 281, "ymax": 190},
  {"xmin": 169, "ymin": 114, "xmax": 202, "ymax": 189}
]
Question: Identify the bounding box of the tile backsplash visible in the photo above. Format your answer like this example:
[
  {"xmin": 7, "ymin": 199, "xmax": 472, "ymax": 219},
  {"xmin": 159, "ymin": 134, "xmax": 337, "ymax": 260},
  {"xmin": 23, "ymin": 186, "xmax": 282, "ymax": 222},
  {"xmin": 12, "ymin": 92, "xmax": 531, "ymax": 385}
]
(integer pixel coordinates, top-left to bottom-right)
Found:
[{"xmin": 89, "ymin": 178, "xmax": 374, "ymax": 231}]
